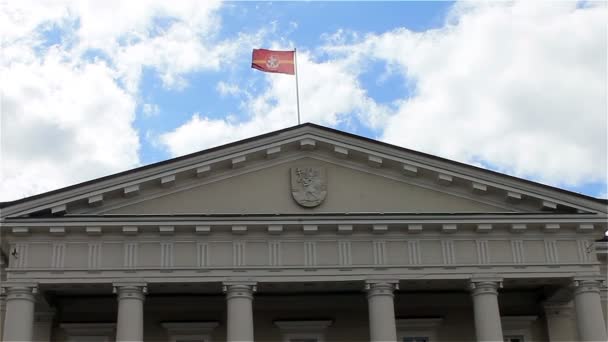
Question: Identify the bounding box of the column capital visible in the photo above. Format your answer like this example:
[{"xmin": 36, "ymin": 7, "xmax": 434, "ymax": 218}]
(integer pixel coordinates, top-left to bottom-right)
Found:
[
  {"xmin": 223, "ymin": 282, "xmax": 256, "ymax": 300},
  {"xmin": 1, "ymin": 285, "xmax": 38, "ymax": 302},
  {"xmin": 365, "ymin": 281, "xmax": 398, "ymax": 299},
  {"xmin": 469, "ymin": 280, "xmax": 502, "ymax": 296},
  {"xmin": 572, "ymin": 279, "xmax": 606, "ymax": 296},
  {"xmin": 113, "ymin": 284, "xmax": 147, "ymax": 301}
]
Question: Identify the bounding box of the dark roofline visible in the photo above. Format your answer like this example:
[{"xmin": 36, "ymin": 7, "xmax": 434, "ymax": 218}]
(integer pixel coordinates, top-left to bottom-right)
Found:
[{"xmin": 1, "ymin": 123, "xmax": 606, "ymax": 209}]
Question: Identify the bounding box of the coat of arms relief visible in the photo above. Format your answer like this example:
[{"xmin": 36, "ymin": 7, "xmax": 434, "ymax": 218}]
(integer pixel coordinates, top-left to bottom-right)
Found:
[{"xmin": 290, "ymin": 167, "xmax": 327, "ymax": 207}]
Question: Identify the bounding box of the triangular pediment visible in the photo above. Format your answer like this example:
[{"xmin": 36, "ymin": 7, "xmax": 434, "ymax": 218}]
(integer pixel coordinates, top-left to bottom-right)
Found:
[
  {"xmin": 99, "ymin": 156, "xmax": 508, "ymax": 215},
  {"xmin": 1, "ymin": 124, "xmax": 605, "ymax": 218}
]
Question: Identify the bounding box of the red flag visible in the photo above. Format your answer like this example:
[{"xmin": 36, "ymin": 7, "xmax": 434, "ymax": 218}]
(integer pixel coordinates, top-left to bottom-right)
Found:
[{"xmin": 252, "ymin": 49, "xmax": 295, "ymax": 75}]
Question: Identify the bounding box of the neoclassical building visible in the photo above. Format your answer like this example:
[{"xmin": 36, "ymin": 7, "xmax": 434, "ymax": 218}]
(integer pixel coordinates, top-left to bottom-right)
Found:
[{"xmin": 0, "ymin": 123, "xmax": 606, "ymax": 342}]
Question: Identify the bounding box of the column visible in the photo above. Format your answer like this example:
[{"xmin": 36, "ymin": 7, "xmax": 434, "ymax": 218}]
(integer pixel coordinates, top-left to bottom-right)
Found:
[
  {"xmin": 115, "ymin": 285, "xmax": 146, "ymax": 342},
  {"xmin": 573, "ymin": 279, "xmax": 608, "ymax": 342},
  {"xmin": 470, "ymin": 281, "xmax": 503, "ymax": 342},
  {"xmin": 543, "ymin": 301, "xmax": 577, "ymax": 341},
  {"xmin": 1, "ymin": 286, "xmax": 36, "ymax": 342},
  {"xmin": 224, "ymin": 283, "xmax": 255, "ymax": 342},
  {"xmin": 366, "ymin": 282, "xmax": 398, "ymax": 342},
  {"xmin": 0, "ymin": 293, "xmax": 6, "ymax": 340}
]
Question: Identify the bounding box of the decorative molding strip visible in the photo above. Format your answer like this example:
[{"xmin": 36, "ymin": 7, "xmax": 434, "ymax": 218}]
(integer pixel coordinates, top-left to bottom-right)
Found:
[
  {"xmin": 373, "ymin": 240, "xmax": 387, "ymax": 265},
  {"xmin": 196, "ymin": 243, "xmax": 209, "ymax": 267},
  {"xmin": 268, "ymin": 241, "xmax": 281, "ymax": 266},
  {"xmin": 304, "ymin": 241, "xmax": 317, "ymax": 266},
  {"xmin": 441, "ymin": 240, "xmax": 455, "ymax": 265},
  {"xmin": 161, "ymin": 242, "xmax": 174, "ymax": 268},
  {"xmin": 124, "ymin": 243, "xmax": 138, "ymax": 268},
  {"xmin": 511, "ymin": 240, "xmax": 525, "ymax": 264},
  {"xmin": 476, "ymin": 240, "xmax": 490, "ymax": 264},
  {"xmin": 338, "ymin": 241, "xmax": 352, "ymax": 266},
  {"xmin": 88, "ymin": 242, "xmax": 102, "ymax": 269},
  {"xmin": 544, "ymin": 240, "xmax": 559, "ymax": 264},
  {"xmin": 408, "ymin": 240, "xmax": 421, "ymax": 265},
  {"xmin": 51, "ymin": 243, "xmax": 65, "ymax": 268},
  {"xmin": 233, "ymin": 241, "xmax": 245, "ymax": 267}
]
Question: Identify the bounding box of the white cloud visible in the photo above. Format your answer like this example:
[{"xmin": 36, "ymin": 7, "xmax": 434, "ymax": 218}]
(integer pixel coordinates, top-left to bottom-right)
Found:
[
  {"xmin": 324, "ymin": 1, "xmax": 607, "ymax": 188},
  {"xmin": 0, "ymin": 51, "xmax": 138, "ymax": 200},
  {"xmin": 0, "ymin": 0, "xmax": 260, "ymax": 201},
  {"xmin": 159, "ymin": 50, "xmax": 393, "ymax": 156}
]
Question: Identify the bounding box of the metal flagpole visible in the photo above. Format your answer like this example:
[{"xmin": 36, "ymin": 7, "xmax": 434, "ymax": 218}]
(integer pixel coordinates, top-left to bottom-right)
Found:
[{"xmin": 294, "ymin": 48, "xmax": 301, "ymax": 124}]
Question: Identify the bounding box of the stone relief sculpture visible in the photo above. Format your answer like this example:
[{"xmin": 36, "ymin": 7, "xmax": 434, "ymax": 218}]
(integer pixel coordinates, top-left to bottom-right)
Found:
[{"xmin": 290, "ymin": 167, "xmax": 327, "ymax": 207}]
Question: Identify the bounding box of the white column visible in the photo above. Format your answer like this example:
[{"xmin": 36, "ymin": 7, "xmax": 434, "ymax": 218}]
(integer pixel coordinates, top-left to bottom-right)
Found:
[
  {"xmin": 366, "ymin": 282, "xmax": 398, "ymax": 342},
  {"xmin": 224, "ymin": 283, "xmax": 255, "ymax": 342},
  {"xmin": 543, "ymin": 301, "xmax": 577, "ymax": 342},
  {"xmin": 115, "ymin": 285, "xmax": 146, "ymax": 342},
  {"xmin": 0, "ymin": 293, "xmax": 6, "ymax": 340},
  {"xmin": 1, "ymin": 286, "xmax": 36, "ymax": 342},
  {"xmin": 470, "ymin": 281, "xmax": 503, "ymax": 342},
  {"xmin": 573, "ymin": 279, "xmax": 608, "ymax": 342}
]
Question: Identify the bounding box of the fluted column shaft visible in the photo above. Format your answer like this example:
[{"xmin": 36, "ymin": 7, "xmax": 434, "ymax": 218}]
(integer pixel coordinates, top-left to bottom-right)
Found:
[
  {"xmin": 573, "ymin": 280, "xmax": 608, "ymax": 342},
  {"xmin": 1, "ymin": 286, "xmax": 36, "ymax": 342},
  {"xmin": 366, "ymin": 282, "xmax": 398, "ymax": 342},
  {"xmin": 470, "ymin": 281, "xmax": 503, "ymax": 342},
  {"xmin": 225, "ymin": 284, "xmax": 255, "ymax": 342},
  {"xmin": 115, "ymin": 285, "xmax": 146, "ymax": 342}
]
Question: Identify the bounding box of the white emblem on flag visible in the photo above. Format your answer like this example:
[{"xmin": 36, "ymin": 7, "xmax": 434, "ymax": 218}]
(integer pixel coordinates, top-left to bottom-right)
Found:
[{"xmin": 266, "ymin": 55, "xmax": 280, "ymax": 69}]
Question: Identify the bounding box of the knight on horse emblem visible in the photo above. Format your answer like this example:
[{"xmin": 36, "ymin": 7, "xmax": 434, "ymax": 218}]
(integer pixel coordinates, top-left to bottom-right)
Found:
[{"xmin": 290, "ymin": 167, "xmax": 327, "ymax": 208}]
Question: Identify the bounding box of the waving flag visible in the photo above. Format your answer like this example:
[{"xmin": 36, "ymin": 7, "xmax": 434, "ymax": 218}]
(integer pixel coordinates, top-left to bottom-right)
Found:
[{"xmin": 252, "ymin": 49, "xmax": 295, "ymax": 75}]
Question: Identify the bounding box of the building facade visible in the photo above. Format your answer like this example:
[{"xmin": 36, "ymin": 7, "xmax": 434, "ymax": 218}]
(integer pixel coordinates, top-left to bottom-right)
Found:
[{"xmin": 0, "ymin": 124, "xmax": 606, "ymax": 342}]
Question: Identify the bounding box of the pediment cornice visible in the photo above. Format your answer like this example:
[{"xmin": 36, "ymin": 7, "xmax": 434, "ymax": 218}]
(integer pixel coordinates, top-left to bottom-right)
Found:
[{"xmin": 1, "ymin": 124, "xmax": 606, "ymax": 218}]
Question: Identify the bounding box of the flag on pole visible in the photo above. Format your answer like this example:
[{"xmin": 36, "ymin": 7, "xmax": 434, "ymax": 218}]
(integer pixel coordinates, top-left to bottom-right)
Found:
[{"xmin": 252, "ymin": 49, "xmax": 295, "ymax": 75}]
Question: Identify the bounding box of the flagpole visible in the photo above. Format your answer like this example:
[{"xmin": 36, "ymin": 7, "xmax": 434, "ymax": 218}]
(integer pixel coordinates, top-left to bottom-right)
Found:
[{"xmin": 294, "ymin": 48, "xmax": 301, "ymax": 125}]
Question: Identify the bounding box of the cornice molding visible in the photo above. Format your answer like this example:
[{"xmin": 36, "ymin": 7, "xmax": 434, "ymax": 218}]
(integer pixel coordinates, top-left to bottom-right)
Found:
[{"xmin": 2, "ymin": 126, "xmax": 605, "ymax": 218}]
